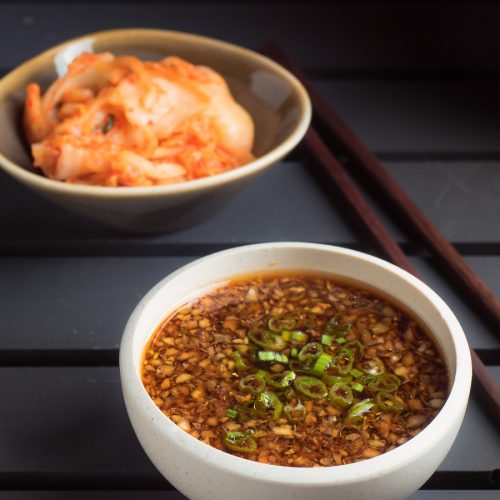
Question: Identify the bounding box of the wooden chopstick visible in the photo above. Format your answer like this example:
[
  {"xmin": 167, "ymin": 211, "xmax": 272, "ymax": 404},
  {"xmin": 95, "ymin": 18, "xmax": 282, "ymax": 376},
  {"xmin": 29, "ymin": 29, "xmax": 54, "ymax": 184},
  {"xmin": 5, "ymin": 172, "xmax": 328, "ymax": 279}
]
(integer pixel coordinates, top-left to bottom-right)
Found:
[
  {"xmin": 305, "ymin": 128, "xmax": 419, "ymax": 276},
  {"xmin": 261, "ymin": 43, "xmax": 500, "ymax": 424}
]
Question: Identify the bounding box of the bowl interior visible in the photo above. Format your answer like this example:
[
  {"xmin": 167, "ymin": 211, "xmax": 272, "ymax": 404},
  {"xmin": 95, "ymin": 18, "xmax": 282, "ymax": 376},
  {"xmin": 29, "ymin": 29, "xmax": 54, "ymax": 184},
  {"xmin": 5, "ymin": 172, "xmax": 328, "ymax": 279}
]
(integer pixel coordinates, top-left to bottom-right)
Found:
[{"xmin": 0, "ymin": 29, "xmax": 304, "ymax": 177}]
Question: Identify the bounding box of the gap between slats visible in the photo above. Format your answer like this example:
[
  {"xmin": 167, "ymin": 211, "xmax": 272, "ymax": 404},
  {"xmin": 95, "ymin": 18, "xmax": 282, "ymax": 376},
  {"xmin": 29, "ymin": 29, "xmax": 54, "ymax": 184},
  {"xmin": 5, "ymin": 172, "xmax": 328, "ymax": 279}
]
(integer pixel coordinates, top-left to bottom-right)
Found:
[{"xmin": 0, "ymin": 470, "xmax": 497, "ymax": 491}]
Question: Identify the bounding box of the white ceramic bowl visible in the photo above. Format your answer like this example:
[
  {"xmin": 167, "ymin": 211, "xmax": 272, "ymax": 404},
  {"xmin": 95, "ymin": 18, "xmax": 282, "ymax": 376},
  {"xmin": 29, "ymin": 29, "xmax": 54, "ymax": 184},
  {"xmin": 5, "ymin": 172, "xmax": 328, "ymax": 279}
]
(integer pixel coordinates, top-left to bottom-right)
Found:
[{"xmin": 120, "ymin": 242, "xmax": 472, "ymax": 500}]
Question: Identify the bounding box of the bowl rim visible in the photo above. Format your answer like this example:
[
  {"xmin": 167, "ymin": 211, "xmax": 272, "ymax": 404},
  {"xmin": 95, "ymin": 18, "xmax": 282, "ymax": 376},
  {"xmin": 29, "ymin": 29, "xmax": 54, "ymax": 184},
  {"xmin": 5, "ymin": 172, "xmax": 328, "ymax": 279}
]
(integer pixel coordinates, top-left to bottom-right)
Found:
[
  {"xmin": 0, "ymin": 28, "xmax": 311, "ymax": 198},
  {"xmin": 120, "ymin": 242, "xmax": 472, "ymax": 486}
]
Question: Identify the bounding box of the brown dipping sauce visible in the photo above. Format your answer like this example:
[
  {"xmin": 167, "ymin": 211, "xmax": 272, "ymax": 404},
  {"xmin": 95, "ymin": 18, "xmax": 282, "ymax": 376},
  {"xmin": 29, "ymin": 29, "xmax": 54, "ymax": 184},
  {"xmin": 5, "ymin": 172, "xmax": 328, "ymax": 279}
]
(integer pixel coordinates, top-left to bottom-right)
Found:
[{"xmin": 142, "ymin": 272, "xmax": 449, "ymax": 467}]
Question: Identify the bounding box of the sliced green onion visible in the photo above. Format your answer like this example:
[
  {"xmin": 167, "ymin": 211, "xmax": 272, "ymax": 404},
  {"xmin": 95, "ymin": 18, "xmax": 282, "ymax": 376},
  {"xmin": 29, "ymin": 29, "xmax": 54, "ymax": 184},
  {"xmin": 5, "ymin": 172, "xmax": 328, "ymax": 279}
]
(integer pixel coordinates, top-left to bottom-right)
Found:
[
  {"xmin": 291, "ymin": 348, "xmax": 298, "ymax": 358},
  {"xmin": 325, "ymin": 318, "xmax": 352, "ymax": 338},
  {"xmin": 281, "ymin": 330, "xmax": 308, "ymax": 343},
  {"xmin": 248, "ymin": 329, "xmax": 287, "ymax": 351},
  {"xmin": 344, "ymin": 399, "xmax": 375, "ymax": 425},
  {"xmin": 281, "ymin": 330, "xmax": 291, "ymax": 341},
  {"xmin": 257, "ymin": 351, "xmax": 289, "ymax": 363},
  {"xmin": 310, "ymin": 353, "xmax": 333, "ymax": 376},
  {"xmin": 294, "ymin": 376, "xmax": 328, "ymax": 399},
  {"xmin": 361, "ymin": 357, "xmax": 386, "ymax": 376},
  {"xmin": 335, "ymin": 337, "xmax": 347, "ymax": 344},
  {"xmin": 225, "ymin": 430, "xmax": 246, "ymax": 440},
  {"xmin": 239, "ymin": 373, "xmax": 266, "ymax": 394},
  {"xmin": 235, "ymin": 400, "xmax": 257, "ymax": 423},
  {"xmin": 361, "ymin": 374, "xmax": 378, "ymax": 388},
  {"xmin": 281, "ymin": 387, "xmax": 297, "ymax": 401},
  {"xmin": 321, "ymin": 334, "xmax": 333, "ymax": 346},
  {"xmin": 291, "ymin": 330, "xmax": 308, "ymax": 343},
  {"xmin": 322, "ymin": 373, "xmax": 353, "ymax": 386},
  {"xmin": 328, "ymin": 382, "xmax": 354, "ymax": 409},
  {"xmin": 324, "ymin": 317, "xmax": 339, "ymax": 335},
  {"xmin": 268, "ymin": 316, "xmax": 296, "ymax": 332},
  {"xmin": 284, "ymin": 401, "xmax": 306, "ymax": 423},
  {"xmin": 227, "ymin": 408, "xmax": 238, "ymax": 420},
  {"xmin": 254, "ymin": 391, "xmax": 283, "ymax": 420},
  {"xmin": 343, "ymin": 340, "xmax": 365, "ymax": 360},
  {"xmin": 298, "ymin": 342, "xmax": 323, "ymax": 363},
  {"xmin": 233, "ymin": 351, "xmax": 249, "ymax": 371},
  {"xmin": 350, "ymin": 368, "xmax": 363, "ymax": 379},
  {"xmin": 335, "ymin": 322, "xmax": 352, "ymax": 336},
  {"xmin": 352, "ymin": 382, "xmax": 364, "ymax": 393},
  {"xmin": 289, "ymin": 359, "xmax": 313, "ymax": 374},
  {"xmin": 224, "ymin": 431, "xmax": 257, "ymax": 453},
  {"xmin": 267, "ymin": 370, "xmax": 296, "ymax": 389},
  {"xmin": 365, "ymin": 373, "xmax": 400, "ymax": 393},
  {"xmin": 381, "ymin": 373, "xmax": 401, "ymax": 392},
  {"xmin": 329, "ymin": 349, "xmax": 354, "ymax": 375},
  {"xmin": 376, "ymin": 391, "xmax": 404, "ymax": 413}
]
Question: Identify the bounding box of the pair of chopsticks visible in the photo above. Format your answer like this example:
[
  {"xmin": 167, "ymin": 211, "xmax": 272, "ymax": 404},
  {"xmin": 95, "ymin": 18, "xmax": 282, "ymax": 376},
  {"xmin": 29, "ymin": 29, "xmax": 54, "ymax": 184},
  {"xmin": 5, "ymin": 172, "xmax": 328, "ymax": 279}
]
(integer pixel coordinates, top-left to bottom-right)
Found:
[{"xmin": 261, "ymin": 42, "xmax": 500, "ymax": 425}]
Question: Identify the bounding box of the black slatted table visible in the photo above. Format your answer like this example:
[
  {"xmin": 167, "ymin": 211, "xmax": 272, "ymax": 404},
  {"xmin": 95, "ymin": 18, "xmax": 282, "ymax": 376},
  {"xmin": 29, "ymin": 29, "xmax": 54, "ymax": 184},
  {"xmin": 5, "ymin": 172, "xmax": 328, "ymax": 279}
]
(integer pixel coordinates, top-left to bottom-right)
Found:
[{"xmin": 0, "ymin": 2, "xmax": 499, "ymax": 498}]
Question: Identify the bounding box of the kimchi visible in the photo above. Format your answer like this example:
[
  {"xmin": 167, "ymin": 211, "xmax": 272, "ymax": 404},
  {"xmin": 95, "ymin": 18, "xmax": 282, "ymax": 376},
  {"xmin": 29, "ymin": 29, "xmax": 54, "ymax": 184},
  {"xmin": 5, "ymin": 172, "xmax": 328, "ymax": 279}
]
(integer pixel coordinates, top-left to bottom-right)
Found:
[{"xmin": 24, "ymin": 53, "xmax": 254, "ymax": 187}]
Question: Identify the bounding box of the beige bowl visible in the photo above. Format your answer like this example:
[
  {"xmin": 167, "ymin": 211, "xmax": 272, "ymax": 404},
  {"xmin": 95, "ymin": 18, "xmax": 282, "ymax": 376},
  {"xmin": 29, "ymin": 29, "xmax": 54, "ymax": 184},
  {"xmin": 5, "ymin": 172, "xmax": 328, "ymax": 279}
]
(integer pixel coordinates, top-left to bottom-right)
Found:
[{"xmin": 0, "ymin": 29, "xmax": 311, "ymax": 232}]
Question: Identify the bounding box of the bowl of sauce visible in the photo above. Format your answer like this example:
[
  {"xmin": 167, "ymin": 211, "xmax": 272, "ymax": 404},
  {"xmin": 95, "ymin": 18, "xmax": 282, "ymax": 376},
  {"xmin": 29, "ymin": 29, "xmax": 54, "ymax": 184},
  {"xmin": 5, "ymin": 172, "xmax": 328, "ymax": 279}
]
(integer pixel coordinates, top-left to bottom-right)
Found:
[{"xmin": 120, "ymin": 242, "xmax": 471, "ymax": 499}]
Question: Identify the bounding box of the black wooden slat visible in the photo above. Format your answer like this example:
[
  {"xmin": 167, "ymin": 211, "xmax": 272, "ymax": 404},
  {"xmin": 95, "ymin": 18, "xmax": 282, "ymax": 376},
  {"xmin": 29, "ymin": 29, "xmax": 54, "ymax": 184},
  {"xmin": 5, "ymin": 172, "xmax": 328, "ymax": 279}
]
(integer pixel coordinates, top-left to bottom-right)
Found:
[
  {"xmin": 0, "ymin": 162, "xmax": 358, "ymax": 254},
  {"xmin": 0, "ymin": 368, "xmax": 151, "ymax": 473},
  {"xmin": 317, "ymin": 81, "xmax": 500, "ymax": 155},
  {"xmin": 1, "ymin": 161, "xmax": 500, "ymax": 254},
  {"xmin": 0, "ymin": 367, "xmax": 498, "ymax": 476},
  {"xmin": 412, "ymin": 256, "xmax": 500, "ymax": 352},
  {"xmin": 353, "ymin": 161, "xmax": 500, "ymax": 247},
  {"xmin": 0, "ymin": 256, "xmax": 193, "ymax": 350},
  {"xmin": 461, "ymin": 257, "xmax": 500, "ymax": 304},
  {"xmin": 1, "ymin": 255, "xmax": 499, "ymax": 351},
  {"xmin": 3, "ymin": 3, "xmax": 500, "ymax": 74}
]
